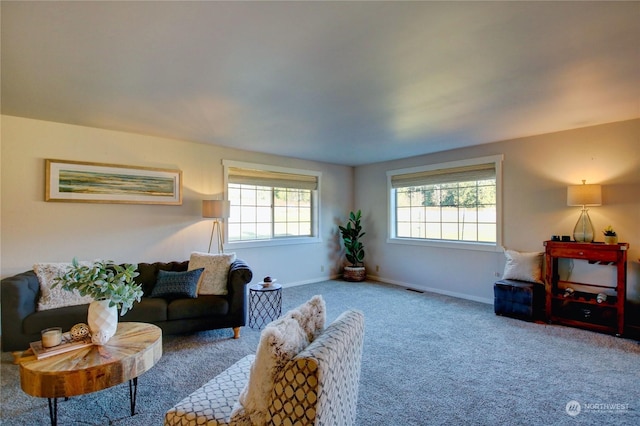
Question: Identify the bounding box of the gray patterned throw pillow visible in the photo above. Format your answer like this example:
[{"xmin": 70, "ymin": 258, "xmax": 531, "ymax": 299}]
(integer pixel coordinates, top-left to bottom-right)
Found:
[{"xmin": 150, "ymin": 268, "xmax": 204, "ymax": 299}]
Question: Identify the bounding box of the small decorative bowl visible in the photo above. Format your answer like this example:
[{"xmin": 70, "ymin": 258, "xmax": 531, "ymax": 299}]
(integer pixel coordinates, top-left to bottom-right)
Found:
[
  {"xmin": 261, "ymin": 278, "xmax": 276, "ymax": 288},
  {"xmin": 70, "ymin": 323, "xmax": 90, "ymax": 341}
]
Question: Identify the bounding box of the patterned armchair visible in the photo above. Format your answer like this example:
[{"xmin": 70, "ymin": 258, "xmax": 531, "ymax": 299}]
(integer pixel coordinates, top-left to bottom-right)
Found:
[{"xmin": 164, "ymin": 309, "xmax": 365, "ymax": 426}]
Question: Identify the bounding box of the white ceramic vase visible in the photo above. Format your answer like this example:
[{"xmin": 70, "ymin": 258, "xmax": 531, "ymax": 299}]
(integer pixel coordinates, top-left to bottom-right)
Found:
[{"xmin": 87, "ymin": 299, "xmax": 118, "ymax": 345}]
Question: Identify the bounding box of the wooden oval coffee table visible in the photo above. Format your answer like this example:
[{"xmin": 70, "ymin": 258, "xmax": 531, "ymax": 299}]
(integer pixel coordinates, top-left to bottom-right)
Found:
[{"xmin": 19, "ymin": 322, "xmax": 162, "ymax": 425}]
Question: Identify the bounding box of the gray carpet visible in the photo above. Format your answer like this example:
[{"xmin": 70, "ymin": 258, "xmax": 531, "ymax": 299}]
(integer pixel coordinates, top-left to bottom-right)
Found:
[{"xmin": 2, "ymin": 280, "xmax": 639, "ymax": 425}]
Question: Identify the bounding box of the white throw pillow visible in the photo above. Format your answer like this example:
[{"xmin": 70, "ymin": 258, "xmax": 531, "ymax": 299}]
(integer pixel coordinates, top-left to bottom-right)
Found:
[
  {"xmin": 34, "ymin": 262, "xmax": 94, "ymax": 311},
  {"xmin": 286, "ymin": 294, "xmax": 326, "ymax": 342},
  {"xmin": 188, "ymin": 252, "xmax": 236, "ymax": 295},
  {"xmin": 502, "ymin": 249, "xmax": 543, "ymax": 283},
  {"xmin": 232, "ymin": 315, "xmax": 309, "ymax": 425}
]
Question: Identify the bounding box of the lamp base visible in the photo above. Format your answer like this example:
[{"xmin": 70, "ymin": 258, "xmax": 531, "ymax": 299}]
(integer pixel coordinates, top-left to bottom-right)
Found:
[{"xmin": 572, "ymin": 208, "xmax": 595, "ymax": 242}]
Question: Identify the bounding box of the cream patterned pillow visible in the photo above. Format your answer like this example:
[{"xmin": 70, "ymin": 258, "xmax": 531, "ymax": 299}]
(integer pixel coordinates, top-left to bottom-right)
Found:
[
  {"xmin": 188, "ymin": 252, "xmax": 236, "ymax": 295},
  {"xmin": 502, "ymin": 249, "xmax": 543, "ymax": 283},
  {"xmin": 34, "ymin": 262, "xmax": 94, "ymax": 311},
  {"xmin": 232, "ymin": 315, "xmax": 309, "ymax": 425}
]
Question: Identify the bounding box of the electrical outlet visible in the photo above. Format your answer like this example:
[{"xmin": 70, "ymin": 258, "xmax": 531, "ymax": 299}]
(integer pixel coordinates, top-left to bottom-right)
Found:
[
  {"xmin": 376, "ymin": 265, "xmax": 380, "ymax": 272},
  {"xmin": 494, "ymin": 271, "xmax": 501, "ymax": 277},
  {"xmin": 320, "ymin": 265, "xmax": 325, "ymax": 272}
]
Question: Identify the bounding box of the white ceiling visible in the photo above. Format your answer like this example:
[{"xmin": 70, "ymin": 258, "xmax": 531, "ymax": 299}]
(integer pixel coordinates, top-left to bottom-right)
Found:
[{"xmin": 2, "ymin": 1, "xmax": 639, "ymax": 166}]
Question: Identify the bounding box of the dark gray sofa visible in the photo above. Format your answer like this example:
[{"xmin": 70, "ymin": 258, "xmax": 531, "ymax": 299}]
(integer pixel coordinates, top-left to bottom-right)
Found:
[{"xmin": 1, "ymin": 259, "xmax": 253, "ymax": 352}]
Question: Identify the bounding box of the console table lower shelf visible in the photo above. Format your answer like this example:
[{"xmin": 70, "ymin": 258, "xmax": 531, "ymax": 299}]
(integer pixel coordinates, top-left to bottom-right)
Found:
[
  {"xmin": 548, "ymin": 290, "xmax": 620, "ymax": 334},
  {"xmin": 18, "ymin": 322, "xmax": 162, "ymax": 426}
]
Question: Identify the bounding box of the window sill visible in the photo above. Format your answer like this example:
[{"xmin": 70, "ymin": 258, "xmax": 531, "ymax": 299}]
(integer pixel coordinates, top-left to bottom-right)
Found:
[
  {"xmin": 227, "ymin": 236, "xmax": 321, "ymax": 249},
  {"xmin": 387, "ymin": 237, "xmax": 501, "ymax": 252}
]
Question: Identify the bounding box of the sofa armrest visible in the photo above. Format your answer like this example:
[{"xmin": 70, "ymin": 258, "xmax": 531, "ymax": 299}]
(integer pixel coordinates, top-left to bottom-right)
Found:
[
  {"xmin": 1, "ymin": 271, "xmax": 40, "ymax": 351},
  {"xmin": 227, "ymin": 259, "xmax": 253, "ymax": 315}
]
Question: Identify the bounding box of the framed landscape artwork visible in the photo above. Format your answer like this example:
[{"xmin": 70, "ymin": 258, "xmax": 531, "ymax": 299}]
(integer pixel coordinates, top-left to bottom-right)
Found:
[{"xmin": 45, "ymin": 159, "xmax": 183, "ymax": 205}]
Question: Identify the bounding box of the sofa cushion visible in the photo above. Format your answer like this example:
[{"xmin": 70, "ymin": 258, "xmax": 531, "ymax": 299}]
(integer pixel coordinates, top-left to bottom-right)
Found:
[
  {"xmin": 34, "ymin": 262, "xmax": 94, "ymax": 311},
  {"xmin": 233, "ymin": 314, "xmax": 309, "ymax": 425},
  {"xmin": 502, "ymin": 249, "xmax": 543, "ymax": 284},
  {"xmin": 23, "ymin": 304, "xmax": 90, "ymax": 335},
  {"xmin": 135, "ymin": 261, "xmax": 189, "ymax": 296},
  {"xmin": 167, "ymin": 296, "xmax": 229, "ymax": 321},
  {"xmin": 150, "ymin": 268, "xmax": 204, "ymax": 299},
  {"xmin": 120, "ymin": 297, "xmax": 168, "ymax": 323},
  {"xmin": 188, "ymin": 252, "xmax": 236, "ymax": 295}
]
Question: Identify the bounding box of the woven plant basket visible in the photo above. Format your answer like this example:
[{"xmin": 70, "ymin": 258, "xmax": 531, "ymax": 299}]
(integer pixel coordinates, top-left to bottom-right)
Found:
[{"xmin": 344, "ymin": 266, "xmax": 366, "ymax": 282}]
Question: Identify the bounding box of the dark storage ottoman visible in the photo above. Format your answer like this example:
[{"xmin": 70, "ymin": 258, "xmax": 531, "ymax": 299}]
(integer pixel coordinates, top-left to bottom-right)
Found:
[{"xmin": 494, "ymin": 279, "xmax": 544, "ymax": 321}]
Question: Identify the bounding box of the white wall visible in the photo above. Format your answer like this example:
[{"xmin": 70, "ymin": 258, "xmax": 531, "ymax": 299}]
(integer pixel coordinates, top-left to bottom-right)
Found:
[
  {"xmin": 356, "ymin": 119, "xmax": 640, "ymax": 304},
  {"xmin": 2, "ymin": 116, "xmax": 638, "ymax": 306},
  {"xmin": 0, "ymin": 115, "xmax": 353, "ymax": 284}
]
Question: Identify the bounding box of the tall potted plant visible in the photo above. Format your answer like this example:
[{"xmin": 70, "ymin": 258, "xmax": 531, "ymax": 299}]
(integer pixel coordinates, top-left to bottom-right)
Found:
[
  {"xmin": 53, "ymin": 258, "xmax": 143, "ymax": 345},
  {"xmin": 339, "ymin": 210, "xmax": 366, "ymax": 281}
]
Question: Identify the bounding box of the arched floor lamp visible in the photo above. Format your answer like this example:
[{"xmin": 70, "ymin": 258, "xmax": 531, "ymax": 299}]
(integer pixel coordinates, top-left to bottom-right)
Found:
[{"xmin": 202, "ymin": 200, "xmax": 230, "ymax": 253}]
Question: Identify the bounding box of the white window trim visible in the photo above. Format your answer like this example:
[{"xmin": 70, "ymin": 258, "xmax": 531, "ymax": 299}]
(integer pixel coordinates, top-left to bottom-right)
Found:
[
  {"xmin": 386, "ymin": 154, "xmax": 503, "ymax": 252},
  {"xmin": 222, "ymin": 160, "xmax": 322, "ymax": 248}
]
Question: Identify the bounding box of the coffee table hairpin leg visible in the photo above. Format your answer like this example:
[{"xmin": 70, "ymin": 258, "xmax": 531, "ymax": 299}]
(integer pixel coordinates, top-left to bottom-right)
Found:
[
  {"xmin": 46, "ymin": 379, "xmax": 137, "ymax": 425},
  {"xmin": 129, "ymin": 377, "xmax": 138, "ymax": 415},
  {"xmin": 48, "ymin": 398, "xmax": 57, "ymax": 426}
]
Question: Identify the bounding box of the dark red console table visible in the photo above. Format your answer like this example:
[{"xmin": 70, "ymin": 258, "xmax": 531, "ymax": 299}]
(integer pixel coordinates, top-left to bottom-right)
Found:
[{"xmin": 544, "ymin": 241, "xmax": 628, "ymax": 336}]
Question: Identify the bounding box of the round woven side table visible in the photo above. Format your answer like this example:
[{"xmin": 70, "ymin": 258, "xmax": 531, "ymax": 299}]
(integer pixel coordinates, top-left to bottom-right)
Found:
[{"xmin": 248, "ymin": 283, "xmax": 283, "ymax": 329}]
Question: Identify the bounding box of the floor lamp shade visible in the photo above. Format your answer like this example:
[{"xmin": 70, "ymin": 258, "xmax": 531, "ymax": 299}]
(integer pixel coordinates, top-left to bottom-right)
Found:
[
  {"xmin": 202, "ymin": 200, "xmax": 230, "ymax": 219},
  {"xmin": 567, "ymin": 181, "xmax": 601, "ymax": 243},
  {"xmin": 202, "ymin": 200, "xmax": 230, "ymax": 253}
]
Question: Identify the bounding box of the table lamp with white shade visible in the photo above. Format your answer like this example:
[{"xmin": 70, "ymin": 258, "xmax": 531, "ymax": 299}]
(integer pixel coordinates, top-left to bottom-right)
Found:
[{"xmin": 567, "ymin": 180, "xmax": 601, "ymax": 242}]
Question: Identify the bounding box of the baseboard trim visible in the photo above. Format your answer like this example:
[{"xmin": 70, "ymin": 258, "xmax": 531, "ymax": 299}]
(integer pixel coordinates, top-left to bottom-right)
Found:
[
  {"xmin": 280, "ymin": 274, "xmax": 341, "ymax": 288},
  {"xmin": 369, "ymin": 275, "xmax": 493, "ymax": 305}
]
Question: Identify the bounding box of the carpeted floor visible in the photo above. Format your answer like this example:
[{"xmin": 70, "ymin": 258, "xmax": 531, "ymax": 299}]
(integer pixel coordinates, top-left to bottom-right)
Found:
[{"xmin": 2, "ymin": 280, "xmax": 639, "ymax": 425}]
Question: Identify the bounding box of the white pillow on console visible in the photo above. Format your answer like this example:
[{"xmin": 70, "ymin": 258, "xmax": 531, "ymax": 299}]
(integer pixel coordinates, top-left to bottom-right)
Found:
[
  {"xmin": 502, "ymin": 249, "xmax": 543, "ymax": 283},
  {"xmin": 188, "ymin": 252, "xmax": 236, "ymax": 295},
  {"xmin": 34, "ymin": 262, "xmax": 94, "ymax": 311}
]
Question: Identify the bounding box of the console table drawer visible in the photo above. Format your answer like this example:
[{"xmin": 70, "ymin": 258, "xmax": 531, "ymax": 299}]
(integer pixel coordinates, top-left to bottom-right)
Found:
[{"xmin": 547, "ymin": 247, "xmax": 618, "ymax": 262}]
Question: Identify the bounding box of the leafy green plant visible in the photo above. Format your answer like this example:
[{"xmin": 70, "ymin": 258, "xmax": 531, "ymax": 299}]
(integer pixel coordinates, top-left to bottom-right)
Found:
[
  {"xmin": 53, "ymin": 258, "xmax": 143, "ymax": 316},
  {"xmin": 339, "ymin": 210, "xmax": 365, "ymax": 267},
  {"xmin": 602, "ymin": 225, "xmax": 617, "ymax": 236}
]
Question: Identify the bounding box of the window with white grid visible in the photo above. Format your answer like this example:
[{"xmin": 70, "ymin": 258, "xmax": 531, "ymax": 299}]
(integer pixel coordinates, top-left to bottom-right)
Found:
[
  {"xmin": 387, "ymin": 155, "xmax": 502, "ymax": 250},
  {"xmin": 224, "ymin": 161, "xmax": 320, "ymax": 245}
]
